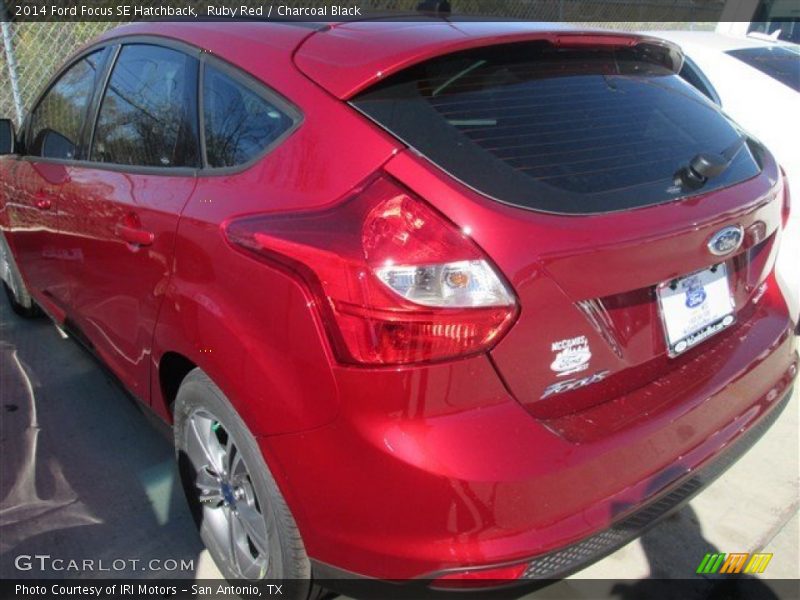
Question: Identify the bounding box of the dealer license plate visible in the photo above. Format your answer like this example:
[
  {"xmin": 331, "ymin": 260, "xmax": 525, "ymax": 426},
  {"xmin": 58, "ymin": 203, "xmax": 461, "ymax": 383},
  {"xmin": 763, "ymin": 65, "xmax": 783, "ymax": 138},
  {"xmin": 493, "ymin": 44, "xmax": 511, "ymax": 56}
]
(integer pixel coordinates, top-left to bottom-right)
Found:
[{"xmin": 657, "ymin": 264, "xmax": 735, "ymax": 356}]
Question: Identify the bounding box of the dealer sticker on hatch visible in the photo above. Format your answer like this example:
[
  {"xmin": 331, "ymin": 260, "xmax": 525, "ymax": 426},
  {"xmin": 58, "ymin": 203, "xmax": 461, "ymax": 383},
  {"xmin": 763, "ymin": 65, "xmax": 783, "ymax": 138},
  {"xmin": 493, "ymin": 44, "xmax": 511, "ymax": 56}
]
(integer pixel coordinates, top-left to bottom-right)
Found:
[{"xmin": 657, "ymin": 264, "xmax": 736, "ymax": 357}]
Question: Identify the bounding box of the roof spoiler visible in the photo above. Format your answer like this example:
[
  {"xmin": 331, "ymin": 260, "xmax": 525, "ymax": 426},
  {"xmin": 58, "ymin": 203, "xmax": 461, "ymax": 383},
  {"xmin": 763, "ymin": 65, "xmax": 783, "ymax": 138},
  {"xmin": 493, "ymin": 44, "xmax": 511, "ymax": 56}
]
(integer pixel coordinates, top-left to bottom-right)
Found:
[
  {"xmin": 552, "ymin": 33, "xmax": 684, "ymax": 73},
  {"xmin": 294, "ymin": 24, "xmax": 686, "ymax": 99}
]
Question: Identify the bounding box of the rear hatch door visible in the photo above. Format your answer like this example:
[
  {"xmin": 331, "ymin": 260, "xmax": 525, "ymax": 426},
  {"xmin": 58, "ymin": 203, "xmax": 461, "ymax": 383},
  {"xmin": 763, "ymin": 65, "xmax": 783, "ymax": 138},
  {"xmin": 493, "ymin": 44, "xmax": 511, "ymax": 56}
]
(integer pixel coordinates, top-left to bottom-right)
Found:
[{"xmin": 307, "ymin": 24, "xmax": 785, "ymax": 419}]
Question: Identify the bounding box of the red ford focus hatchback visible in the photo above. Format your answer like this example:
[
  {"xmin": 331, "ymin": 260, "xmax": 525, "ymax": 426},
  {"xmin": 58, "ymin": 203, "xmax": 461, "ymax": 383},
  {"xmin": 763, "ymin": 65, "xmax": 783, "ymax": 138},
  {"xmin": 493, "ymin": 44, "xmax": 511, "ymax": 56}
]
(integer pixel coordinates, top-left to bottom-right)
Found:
[{"xmin": 0, "ymin": 19, "xmax": 797, "ymax": 594}]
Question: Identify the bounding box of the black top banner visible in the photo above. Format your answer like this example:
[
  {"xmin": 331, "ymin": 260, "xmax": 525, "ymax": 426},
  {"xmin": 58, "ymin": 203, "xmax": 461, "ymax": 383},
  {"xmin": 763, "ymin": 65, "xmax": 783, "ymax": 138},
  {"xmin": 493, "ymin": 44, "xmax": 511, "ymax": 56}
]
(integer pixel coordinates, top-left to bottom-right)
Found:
[{"xmin": 0, "ymin": 0, "xmax": 792, "ymax": 23}]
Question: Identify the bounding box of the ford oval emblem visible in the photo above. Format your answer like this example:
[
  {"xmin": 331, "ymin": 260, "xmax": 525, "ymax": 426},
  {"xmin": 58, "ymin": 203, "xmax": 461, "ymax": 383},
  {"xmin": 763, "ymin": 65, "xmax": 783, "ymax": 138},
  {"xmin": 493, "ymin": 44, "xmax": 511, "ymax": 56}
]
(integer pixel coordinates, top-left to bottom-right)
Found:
[
  {"xmin": 685, "ymin": 286, "xmax": 707, "ymax": 308},
  {"xmin": 707, "ymin": 226, "xmax": 744, "ymax": 257}
]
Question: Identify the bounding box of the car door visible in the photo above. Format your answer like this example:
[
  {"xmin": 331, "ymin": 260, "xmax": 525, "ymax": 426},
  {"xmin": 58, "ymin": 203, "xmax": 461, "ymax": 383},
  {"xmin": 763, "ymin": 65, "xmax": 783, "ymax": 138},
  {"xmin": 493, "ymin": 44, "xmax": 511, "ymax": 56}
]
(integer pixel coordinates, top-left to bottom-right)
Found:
[
  {"xmin": 59, "ymin": 42, "xmax": 200, "ymax": 399},
  {"xmin": 0, "ymin": 50, "xmax": 107, "ymax": 315}
]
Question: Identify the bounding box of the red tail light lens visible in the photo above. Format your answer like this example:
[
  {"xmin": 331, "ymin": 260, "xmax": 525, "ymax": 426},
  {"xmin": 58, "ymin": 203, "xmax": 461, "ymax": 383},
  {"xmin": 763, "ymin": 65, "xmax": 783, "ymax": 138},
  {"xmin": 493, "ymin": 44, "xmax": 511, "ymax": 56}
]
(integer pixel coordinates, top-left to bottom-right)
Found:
[{"xmin": 225, "ymin": 175, "xmax": 518, "ymax": 365}]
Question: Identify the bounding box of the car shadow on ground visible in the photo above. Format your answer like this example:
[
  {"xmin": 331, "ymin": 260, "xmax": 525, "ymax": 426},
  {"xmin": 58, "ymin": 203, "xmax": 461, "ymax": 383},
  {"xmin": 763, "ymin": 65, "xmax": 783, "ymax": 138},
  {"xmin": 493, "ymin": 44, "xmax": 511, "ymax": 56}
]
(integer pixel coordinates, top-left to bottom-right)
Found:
[
  {"xmin": 601, "ymin": 507, "xmax": 781, "ymax": 600},
  {"xmin": 0, "ymin": 299, "xmax": 203, "ymax": 579}
]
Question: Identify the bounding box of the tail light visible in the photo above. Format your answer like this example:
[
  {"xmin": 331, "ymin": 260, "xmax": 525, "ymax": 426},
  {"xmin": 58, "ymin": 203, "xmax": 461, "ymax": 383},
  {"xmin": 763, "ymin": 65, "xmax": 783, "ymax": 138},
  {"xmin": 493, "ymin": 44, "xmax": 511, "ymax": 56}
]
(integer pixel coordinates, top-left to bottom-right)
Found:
[{"xmin": 224, "ymin": 175, "xmax": 518, "ymax": 365}]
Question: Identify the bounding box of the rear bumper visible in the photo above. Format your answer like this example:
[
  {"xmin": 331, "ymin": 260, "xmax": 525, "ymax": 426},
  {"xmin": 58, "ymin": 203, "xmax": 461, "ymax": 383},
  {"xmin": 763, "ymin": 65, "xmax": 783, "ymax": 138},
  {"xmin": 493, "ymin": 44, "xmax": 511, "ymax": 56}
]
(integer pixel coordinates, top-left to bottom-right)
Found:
[
  {"xmin": 438, "ymin": 384, "xmax": 794, "ymax": 583},
  {"xmin": 259, "ymin": 296, "xmax": 798, "ymax": 581}
]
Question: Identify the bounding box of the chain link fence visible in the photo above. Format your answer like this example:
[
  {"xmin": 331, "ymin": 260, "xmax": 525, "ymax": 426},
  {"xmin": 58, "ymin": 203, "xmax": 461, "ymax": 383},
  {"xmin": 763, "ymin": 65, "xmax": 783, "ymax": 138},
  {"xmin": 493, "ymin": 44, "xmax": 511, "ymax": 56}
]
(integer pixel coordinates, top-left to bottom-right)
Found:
[
  {"xmin": 1, "ymin": 0, "xmax": 721, "ymax": 123},
  {"xmin": 1, "ymin": 22, "xmax": 114, "ymax": 121}
]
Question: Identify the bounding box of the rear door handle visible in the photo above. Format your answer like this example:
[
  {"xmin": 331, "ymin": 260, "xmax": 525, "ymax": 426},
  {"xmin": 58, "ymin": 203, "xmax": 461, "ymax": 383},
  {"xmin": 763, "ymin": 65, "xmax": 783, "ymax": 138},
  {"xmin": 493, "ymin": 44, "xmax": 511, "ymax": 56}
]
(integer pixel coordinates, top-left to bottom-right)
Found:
[{"xmin": 116, "ymin": 223, "xmax": 154, "ymax": 247}]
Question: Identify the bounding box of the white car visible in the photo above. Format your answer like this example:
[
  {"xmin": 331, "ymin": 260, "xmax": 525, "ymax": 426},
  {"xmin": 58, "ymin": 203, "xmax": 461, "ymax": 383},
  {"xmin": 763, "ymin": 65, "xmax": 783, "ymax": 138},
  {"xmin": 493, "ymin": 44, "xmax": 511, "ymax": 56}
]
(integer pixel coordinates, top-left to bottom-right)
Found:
[
  {"xmin": 653, "ymin": 31, "xmax": 800, "ymax": 314},
  {"xmin": 716, "ymin": 0, "xmax": 800, "ymax": 45}
]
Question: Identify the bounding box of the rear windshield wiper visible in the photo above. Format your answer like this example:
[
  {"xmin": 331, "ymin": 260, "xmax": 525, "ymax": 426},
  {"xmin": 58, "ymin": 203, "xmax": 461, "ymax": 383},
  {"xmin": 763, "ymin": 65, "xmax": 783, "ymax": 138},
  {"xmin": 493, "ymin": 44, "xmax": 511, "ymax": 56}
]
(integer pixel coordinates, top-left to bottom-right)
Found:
[{"xmin": 674, "ymin": 135, "xmax": 747, "ymax": 191}]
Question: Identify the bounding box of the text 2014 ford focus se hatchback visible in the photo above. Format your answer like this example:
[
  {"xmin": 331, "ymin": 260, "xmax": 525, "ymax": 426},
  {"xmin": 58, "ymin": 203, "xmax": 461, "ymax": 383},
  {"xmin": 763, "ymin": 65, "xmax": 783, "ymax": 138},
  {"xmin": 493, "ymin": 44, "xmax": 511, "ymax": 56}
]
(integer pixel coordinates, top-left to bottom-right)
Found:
[{"xmin": 0, "ymin": 20, "xmax": 797, "ymax": 593}]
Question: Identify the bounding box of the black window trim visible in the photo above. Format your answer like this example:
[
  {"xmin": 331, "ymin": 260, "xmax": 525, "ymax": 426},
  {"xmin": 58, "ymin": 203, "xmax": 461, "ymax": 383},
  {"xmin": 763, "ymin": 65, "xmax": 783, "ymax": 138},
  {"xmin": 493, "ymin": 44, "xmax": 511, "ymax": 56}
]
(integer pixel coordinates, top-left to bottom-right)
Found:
[
  {"xmin": 198, "ymin": 53, "xmax": 303, "ymax": 174},
  {"xmin": 20, "ymin": 33, "xmax": 303, "ymax": 178},
  {"xmin": 23, "ymin": 46, "xmax": 112, "ymax": 162},
  {"xmin": 83, "ymin": 43, "xmax": 120, "ymax": 162}
]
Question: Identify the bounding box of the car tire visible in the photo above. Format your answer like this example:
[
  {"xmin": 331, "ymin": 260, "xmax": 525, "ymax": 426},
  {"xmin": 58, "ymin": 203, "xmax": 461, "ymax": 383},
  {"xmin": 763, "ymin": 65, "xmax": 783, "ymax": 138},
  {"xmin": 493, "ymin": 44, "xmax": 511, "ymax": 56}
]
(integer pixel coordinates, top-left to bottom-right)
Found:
[
  {"xmin": 0, "ymin": 234, "xmax": 40, "ymax": 318},
  {"xmin": 174, "ymin": 369, "xmax": 321, "ymax": 598}
]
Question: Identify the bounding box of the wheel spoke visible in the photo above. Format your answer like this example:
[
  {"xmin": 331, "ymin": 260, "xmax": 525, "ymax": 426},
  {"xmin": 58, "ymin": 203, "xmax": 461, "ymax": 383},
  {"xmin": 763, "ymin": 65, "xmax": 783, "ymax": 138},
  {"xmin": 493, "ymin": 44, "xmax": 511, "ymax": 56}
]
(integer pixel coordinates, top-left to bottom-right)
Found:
[
  {"xmin": 235, "ymin": 503, "xmax": 270, "ymax": 557},
  {"xmin": 196, "ymin": 465, "xmax": 222, "ymax": 490},
  {"xmin": 229, "ymin": 448, "xmax": 248, "ymax": 483},
  {"xmin": 223, "ymin": 507, "xmax": 237, "ymax": 572},
  {"xmin": 187, "ymin": 415, "xmax": 227, "ymax": 476},
  {"xmin": 196, "ymin": 468, "xmax": 224, "ymax": 506},
  {"xmin": 228, "ymin": 507, "xmax": 253, "ymax": 577},
  {"xmin": 224, "ymin": 435, "xmax": 237, "ymax": 477}
]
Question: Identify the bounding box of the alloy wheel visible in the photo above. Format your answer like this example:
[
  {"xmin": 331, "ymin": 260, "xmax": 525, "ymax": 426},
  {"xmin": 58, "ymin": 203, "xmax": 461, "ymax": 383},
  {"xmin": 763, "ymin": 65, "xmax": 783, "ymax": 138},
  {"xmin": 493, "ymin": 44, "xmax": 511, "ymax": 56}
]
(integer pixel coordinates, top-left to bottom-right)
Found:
[{"xmin": 184, "ymin": 409, "xmax": 273, "ymax": 579}]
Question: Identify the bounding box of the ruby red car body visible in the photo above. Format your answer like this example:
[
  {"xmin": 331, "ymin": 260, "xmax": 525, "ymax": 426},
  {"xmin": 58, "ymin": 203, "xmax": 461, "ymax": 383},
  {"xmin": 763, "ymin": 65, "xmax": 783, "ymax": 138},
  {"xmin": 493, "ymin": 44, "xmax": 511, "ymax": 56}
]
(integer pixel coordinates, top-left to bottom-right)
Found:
[{"xmin": 0, "ymin": 20, "xmax": 797, "ymax": 586}]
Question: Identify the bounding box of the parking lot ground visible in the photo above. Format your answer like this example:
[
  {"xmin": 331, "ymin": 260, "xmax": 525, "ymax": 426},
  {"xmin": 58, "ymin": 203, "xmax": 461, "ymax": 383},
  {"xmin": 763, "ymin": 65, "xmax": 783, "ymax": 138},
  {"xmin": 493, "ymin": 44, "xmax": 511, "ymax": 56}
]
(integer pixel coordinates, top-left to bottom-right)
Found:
[{"xmin": 0, "ymin": 298, "xmax": 797, "ymax": 597}]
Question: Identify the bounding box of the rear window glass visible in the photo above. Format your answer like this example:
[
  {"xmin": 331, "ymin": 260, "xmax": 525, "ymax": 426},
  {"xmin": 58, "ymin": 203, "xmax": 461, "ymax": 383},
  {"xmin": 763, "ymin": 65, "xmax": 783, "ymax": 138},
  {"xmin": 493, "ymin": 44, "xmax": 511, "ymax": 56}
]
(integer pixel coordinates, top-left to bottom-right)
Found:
[
  {"xmin": 726, "ymin": 46, "xmax": 800, "ymax": 92},
  {"xmin": 353, "ymin": 43, "xmax": 761, "ymax": 214}
]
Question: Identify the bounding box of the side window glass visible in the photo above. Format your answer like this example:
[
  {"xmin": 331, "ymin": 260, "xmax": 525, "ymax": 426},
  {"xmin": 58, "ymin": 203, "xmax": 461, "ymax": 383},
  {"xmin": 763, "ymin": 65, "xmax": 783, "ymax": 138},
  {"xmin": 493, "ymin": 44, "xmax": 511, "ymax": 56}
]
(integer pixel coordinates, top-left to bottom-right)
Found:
[
  {"xmin": 203, "ymin": 63, "xmax": 295, "ymax": 168},
  {"xmin": 92, "ymin": 44, "xmax": 199, "ymax": 168},
  {"xmin": 28, "ymin": 50, "xmax": 103, "ymax": 159}
]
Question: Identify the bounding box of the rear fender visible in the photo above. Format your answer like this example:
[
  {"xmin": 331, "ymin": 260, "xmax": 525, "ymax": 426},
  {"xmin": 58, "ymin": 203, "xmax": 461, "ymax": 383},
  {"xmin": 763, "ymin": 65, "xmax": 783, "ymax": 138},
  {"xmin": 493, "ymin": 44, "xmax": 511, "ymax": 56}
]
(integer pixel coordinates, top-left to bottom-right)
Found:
[{"xmin": 150, "ymin": 247, "xmax": 340, "ymax": 436}]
